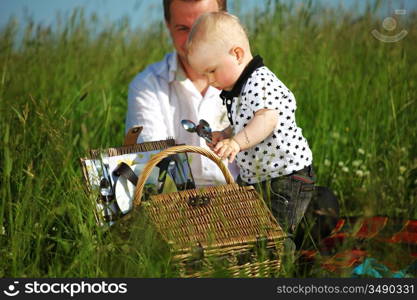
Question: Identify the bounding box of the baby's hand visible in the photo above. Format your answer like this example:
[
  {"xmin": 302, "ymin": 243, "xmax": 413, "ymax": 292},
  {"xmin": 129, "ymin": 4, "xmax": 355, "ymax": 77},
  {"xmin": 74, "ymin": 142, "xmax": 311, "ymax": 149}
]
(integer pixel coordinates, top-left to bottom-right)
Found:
[
  {"xmin": 206, "ymin": 131, "xmax": 226, "ymax": 150},
  {"xmin": 213, "ymin": 138, "xmax": 240, "ymax": 163}
]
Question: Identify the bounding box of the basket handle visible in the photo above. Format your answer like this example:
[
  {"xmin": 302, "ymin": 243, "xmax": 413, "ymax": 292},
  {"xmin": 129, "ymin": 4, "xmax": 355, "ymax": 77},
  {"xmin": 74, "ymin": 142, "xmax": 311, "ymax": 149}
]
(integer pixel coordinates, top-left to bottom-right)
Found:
[
  {"xmin": 124, "ymin": 126, "xmax": 143, "ymax": 146},
  {"xmin": 133, "ymin": 145, "xmax": 234, "ymax": 207}
]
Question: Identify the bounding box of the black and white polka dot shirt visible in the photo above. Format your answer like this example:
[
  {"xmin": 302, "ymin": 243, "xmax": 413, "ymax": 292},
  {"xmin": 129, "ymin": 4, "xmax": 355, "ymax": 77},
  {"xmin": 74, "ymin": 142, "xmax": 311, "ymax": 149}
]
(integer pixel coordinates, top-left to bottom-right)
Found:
[{"xmin": 220, "ymin": 55, "xmax": 313, "ymax": 184}]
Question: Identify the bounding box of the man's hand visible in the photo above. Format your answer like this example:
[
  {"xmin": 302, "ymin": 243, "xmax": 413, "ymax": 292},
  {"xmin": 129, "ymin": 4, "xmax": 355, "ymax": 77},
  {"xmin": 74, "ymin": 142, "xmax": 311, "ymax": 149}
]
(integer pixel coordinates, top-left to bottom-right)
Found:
[
  {"xmin": 207, "ymin": 130, "xmax": 227, "ymax": 150},
  {"xmin": 213, "ymin": 138, "xmax": 241, "ymax": 163}
]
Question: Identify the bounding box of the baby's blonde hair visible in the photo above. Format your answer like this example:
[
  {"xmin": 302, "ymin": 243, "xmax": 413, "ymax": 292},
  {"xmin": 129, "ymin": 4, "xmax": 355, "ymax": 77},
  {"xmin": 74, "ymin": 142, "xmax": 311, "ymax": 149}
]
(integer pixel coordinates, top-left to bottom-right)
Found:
[{"xmin": 187, "ymin": 12, "xmax": 250, "ymax": 55}]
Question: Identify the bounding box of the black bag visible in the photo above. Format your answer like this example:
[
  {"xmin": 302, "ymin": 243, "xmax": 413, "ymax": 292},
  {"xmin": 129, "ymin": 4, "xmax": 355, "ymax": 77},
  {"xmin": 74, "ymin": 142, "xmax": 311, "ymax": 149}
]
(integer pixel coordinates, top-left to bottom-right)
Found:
[{"xmin": 295, "ymin": 186, "xmax": 339, "ymax": 249}]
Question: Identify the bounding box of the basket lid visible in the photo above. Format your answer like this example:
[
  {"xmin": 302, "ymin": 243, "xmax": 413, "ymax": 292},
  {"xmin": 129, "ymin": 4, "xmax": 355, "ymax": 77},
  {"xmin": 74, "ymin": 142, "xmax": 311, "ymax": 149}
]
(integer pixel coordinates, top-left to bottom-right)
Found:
[{"xmin": 143, "ymin": 184, "xmax": 286, "ymax": 252}]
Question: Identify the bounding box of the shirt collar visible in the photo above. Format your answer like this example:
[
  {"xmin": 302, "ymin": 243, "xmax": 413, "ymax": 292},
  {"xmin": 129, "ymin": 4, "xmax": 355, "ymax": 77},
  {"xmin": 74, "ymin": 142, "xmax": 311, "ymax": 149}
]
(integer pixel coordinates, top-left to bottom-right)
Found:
[
  {"xmin": 220, "ymin": 55, "xmax": 264, "ymax": 101},
  {"xmin": 166, "ymin": 52, "xmax": 221, "ymax": 99},
  {"xmin": 167, "ymin": 52, "xmax": 188, "ymax": 83}
]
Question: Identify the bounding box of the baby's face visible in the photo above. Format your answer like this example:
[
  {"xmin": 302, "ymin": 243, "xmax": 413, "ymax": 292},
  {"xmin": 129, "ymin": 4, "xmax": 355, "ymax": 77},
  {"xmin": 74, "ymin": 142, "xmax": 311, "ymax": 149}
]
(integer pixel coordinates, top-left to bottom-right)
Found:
[{"xmin": 188, "ymin": 43, "xmax": 242, "ymax": 91}]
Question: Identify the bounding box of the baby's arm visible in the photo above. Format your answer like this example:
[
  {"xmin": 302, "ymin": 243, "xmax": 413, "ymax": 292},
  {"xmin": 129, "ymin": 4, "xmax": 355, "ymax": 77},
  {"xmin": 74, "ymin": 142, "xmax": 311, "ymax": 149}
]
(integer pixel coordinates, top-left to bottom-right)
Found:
[{"xmin": 214, "ymin": 109, "xmax": 277, "ymax": 162}]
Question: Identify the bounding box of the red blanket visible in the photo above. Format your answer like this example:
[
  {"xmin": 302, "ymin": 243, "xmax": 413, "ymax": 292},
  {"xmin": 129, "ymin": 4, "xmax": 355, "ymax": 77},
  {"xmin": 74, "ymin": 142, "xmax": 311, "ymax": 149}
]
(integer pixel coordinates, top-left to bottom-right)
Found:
[{"xmin": 299, "ymin": 217, "xmax": 417, "ymax": 274}]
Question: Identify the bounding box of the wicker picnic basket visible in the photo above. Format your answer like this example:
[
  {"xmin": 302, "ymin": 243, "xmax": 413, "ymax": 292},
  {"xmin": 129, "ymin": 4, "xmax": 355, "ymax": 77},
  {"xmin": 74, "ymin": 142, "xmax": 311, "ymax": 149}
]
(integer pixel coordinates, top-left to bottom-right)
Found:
[
  {"xmin": 134, "ymin": 145, "xmax": 287, "ymax": 277},
  {"xmin": 79, "ymin": 126, "xmax": 195, "ymax": 227}
]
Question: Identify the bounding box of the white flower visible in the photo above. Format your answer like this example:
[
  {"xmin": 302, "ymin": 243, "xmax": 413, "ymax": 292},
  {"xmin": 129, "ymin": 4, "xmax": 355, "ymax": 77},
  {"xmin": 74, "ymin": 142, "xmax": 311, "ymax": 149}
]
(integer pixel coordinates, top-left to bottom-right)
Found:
[
  {"xmin": 1, "ymin": 226, "xmax": 5, "ymax": 235},
  {"xmin": 352, "ymin": 160, "xmax": 362, "ymax": 167},
  {"xmin": 398, "ymin": 176, "xmax": 405, "ymax": 182},
  {"xmin": 332, "ymin": 132, "xmax": 340, "ymax": 139},
  {"xmin": 324, "ymin": 159, "xmax": 331, "ymax": 167},
  {"xmin": 342, "ymin": 166, "xmax": 349, "ymax": 173},
  {"xmin": 338, "ymin": 161, "xmax": 344, "ymax": 167},
  {"xmin": 399, "ymin": 166, "xmax": 406, "ymax": 174},
  {"xmin": 355, "ymin": 170, "xmax": 364, "ymax": 177},
  {"xmin": 358, "ymin": 148, "xmax": 365, "ymax": 155}
]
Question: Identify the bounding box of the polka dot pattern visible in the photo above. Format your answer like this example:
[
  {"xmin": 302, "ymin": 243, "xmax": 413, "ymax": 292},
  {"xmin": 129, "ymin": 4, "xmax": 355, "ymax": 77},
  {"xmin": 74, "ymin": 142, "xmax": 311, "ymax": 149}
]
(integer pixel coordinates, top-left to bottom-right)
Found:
[{"xmin": 221, "ymin": 57, "xmax": 313, "ymax": 184}]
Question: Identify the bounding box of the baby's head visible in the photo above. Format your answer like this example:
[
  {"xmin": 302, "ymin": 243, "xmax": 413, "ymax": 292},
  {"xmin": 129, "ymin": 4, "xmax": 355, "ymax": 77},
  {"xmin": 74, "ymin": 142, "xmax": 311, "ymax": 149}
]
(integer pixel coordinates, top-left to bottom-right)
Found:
[{"xmin": 186, "ymin": 12, "xmax": 252, "ymax": 91}]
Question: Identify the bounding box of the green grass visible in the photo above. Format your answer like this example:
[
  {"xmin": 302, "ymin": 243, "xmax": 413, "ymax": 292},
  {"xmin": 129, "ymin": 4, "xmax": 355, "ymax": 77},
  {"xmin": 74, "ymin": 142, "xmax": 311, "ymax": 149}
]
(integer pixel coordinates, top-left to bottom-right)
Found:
[{"xmin": 0, "ymin": 1, "xmax": 416, "ymax": 277}]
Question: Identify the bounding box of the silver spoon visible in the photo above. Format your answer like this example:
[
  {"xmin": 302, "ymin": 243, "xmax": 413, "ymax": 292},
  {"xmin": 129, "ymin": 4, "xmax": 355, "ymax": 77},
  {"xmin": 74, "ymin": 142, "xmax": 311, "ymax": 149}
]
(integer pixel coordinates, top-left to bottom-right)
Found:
[
  {"xmin": 181, "ymin": 119, "xmax": 197, "ymax": 133},
  {"xmin": 181, "ymin": 119, "xmax": 212, "ymax": 143}
]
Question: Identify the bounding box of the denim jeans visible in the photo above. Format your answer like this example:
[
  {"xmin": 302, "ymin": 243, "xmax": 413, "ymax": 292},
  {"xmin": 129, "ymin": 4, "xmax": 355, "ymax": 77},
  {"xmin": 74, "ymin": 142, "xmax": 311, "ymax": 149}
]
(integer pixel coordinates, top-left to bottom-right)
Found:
[{"xmin": 239, "ymin": 166, "xmax": 316, "ymax": 234}]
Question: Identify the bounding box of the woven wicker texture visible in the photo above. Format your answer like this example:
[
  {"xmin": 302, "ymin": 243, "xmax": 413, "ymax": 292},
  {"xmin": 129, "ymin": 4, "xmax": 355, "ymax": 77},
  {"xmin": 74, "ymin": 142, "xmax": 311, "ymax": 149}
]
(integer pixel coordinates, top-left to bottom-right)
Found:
[
  {"xmin": 133, "ymin": 145, "xmax": 286, "ymax": 277},
  {"xmin": 145, "ymin": 184, "xmax": 284, "ymax": 250},
  {"xmin": 88, "ymin": 138, "xmax": 176, "ymax": 158}
]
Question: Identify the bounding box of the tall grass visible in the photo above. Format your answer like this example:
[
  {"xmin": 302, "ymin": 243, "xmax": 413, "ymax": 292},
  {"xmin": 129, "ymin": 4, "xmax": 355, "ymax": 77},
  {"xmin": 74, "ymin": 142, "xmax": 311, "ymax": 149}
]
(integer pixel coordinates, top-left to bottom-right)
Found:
[{"xmin": 0, "ymin": 1, "xmax": 416, "ymax": 277}]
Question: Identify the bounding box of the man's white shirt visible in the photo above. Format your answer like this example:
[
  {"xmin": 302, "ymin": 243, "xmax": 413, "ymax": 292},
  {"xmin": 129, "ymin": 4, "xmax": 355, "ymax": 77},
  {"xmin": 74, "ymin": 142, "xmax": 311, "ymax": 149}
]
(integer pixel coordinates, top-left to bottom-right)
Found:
[{"xmin": 126, "ymin": 52, "xmax": 238, "ymax": 186}]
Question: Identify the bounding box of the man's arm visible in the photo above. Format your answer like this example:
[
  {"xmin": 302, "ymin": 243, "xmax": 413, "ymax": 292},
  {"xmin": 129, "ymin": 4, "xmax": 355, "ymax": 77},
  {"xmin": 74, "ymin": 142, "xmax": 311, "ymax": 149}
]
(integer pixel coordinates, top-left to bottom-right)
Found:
[{"xmin": 126, "ymin": 78, "xmax": 169, "ymax": 142}]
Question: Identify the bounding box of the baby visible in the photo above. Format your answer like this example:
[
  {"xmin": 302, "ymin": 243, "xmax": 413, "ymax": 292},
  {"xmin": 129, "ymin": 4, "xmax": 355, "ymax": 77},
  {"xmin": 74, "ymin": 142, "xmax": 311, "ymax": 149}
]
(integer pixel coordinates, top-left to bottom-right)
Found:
[{"xmin": 186, "ymin": 12, "xmax": 315, "ymax": 232}]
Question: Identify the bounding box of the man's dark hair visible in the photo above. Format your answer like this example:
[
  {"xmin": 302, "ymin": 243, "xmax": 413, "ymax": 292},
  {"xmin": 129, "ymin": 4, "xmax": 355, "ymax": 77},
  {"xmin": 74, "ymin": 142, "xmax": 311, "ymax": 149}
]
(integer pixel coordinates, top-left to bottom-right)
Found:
[{"xmin": 163, "ymin": 0, "xmax": 227, "ymax": 23}]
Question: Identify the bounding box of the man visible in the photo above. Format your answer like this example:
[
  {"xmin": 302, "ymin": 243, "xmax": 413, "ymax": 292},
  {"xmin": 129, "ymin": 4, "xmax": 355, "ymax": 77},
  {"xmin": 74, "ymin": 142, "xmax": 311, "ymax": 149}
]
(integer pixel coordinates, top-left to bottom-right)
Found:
[{"xmin": 126, "ymin": 0, "xmax": 237, "ymax": 186}]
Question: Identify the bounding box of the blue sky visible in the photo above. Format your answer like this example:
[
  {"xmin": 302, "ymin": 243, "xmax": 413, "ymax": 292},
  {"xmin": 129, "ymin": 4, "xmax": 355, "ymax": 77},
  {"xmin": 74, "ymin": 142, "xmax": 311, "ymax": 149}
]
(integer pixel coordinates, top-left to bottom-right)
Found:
[{"xmin": 1, "ymin": 0, "xmax": 416, "ymax": 30}]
